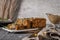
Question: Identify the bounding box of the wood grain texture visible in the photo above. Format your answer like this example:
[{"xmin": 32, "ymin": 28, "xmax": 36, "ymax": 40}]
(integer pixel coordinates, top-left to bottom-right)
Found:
[{"xmin": 0, "ymin": 27, "xmax": 31, "ymax": 40}]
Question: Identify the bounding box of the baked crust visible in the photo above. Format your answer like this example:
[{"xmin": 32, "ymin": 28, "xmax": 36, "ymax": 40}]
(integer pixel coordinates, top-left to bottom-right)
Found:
[
  {"xmin": 32, "ymin": 18, "xmax": 46, "ymax": 28},
  {"xmin": 7, "ymin": 18, "xmax": 46, "ymax": 30}
]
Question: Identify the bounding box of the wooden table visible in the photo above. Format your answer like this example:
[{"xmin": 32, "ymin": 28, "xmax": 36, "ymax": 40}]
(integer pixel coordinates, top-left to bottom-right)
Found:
[{"xmin": 0, "ymin": 28, "xmax": 32, "ymax": 40}]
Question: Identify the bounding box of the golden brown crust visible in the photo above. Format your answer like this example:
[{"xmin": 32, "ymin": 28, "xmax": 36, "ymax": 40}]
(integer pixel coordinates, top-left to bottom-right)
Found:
[
  {"xmin": 32, "ymin": 18, "xmax": 46, "ymax": 28},
  {"xmin": 7, "ymin": 18, "xmax": 46, "ymax": 30},
  {"xmin": 15, "ymin": 18, "xmax": 23, "ymax": 26},
  {"xmin": 23, "ymin": 19, "xmax": 31, "ymax": 29},
  {"xmin": 7, "ymin": 24, "xmax": 15, "ymax": 30}
]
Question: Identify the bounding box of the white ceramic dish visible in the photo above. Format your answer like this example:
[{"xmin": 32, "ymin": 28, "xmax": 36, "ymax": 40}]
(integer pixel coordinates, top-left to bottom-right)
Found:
[{"xmin": 2, "ymin": 27, "xmax": 38, "ymax": 32}]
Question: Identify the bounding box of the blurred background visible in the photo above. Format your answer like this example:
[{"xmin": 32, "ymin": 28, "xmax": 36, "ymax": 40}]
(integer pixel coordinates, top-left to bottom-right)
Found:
[{"xmin": 17, "ymin": 0, "xmax": 60, "ymax": 24}]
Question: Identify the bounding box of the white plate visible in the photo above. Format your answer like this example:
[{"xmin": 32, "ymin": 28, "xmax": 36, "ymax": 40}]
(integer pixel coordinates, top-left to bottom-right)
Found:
[{"xmin": 2, "ymin": 27, "xmax": 38, "ymax": 32}]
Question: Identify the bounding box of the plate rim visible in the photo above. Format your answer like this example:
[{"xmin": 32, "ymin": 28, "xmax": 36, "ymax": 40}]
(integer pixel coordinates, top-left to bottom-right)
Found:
[{"xmin": 2, "ymin": 27, "xmax": 38, "ymax": 32}]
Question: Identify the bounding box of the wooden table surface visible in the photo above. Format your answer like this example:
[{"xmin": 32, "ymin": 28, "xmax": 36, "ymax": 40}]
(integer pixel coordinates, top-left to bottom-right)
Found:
[{"xmin": 0, "ymin": 28, "xmax": 32, "ymax": 40}]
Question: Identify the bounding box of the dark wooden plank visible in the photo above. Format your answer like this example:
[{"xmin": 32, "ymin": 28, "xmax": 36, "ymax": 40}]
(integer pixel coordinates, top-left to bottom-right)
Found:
[{"xmin": 0, "ymin": 28, "xmax": 31, "ymax": 40}]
